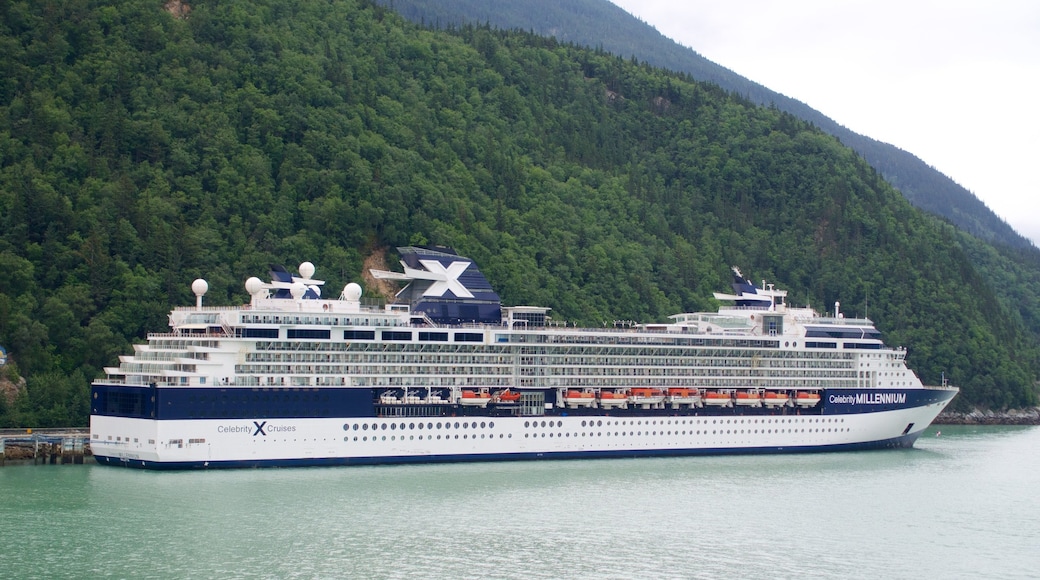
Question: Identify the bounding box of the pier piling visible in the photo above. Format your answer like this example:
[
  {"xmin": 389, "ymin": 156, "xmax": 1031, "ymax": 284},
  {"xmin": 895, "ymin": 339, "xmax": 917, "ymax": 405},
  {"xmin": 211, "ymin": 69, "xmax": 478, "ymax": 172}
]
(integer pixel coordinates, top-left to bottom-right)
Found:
[{"xmin": 0, "ymin": 429, "xmax": 91, "ymax": 466}]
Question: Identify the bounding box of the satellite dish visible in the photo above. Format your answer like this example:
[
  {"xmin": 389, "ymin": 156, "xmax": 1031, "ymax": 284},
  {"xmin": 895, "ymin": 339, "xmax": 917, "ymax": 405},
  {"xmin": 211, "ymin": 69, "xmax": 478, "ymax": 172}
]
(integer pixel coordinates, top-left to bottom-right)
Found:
[
  {"xmin": 192, "ymin": 279, "xmax": 208, "ymax": 297},
  {"xmin": 299, "ymin": 261, "xmax": 315, "ymax": 279},
  {"xmin": 342, "ymin": 282, "xmax": 362, "ymax": 301},
  {"xmin": 245, "ymin": 277, "xmax": 264, "ymax": 295}
]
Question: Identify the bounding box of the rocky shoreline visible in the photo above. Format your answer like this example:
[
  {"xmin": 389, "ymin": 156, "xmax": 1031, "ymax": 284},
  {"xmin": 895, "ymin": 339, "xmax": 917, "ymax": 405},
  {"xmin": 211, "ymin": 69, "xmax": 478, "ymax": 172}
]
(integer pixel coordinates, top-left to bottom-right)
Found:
[{"xmin": 935, "ymin": 407, "xmax": 1040, "ymax": 425}]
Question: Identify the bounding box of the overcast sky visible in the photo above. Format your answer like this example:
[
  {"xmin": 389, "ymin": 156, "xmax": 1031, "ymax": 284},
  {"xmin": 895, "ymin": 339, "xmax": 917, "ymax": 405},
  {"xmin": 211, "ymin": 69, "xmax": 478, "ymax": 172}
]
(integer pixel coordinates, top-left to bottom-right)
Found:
[{"xmin": 609, "ymin": 0, "xmax": 1040, "ymax": 246}]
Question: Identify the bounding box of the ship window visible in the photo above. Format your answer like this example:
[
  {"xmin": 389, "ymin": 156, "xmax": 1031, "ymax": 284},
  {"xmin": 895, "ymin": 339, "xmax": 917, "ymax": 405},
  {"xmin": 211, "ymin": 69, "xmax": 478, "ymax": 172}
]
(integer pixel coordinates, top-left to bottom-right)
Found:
[{"xmin": 288, "ymin": 329, "xmax": 330, "ymax": 340}]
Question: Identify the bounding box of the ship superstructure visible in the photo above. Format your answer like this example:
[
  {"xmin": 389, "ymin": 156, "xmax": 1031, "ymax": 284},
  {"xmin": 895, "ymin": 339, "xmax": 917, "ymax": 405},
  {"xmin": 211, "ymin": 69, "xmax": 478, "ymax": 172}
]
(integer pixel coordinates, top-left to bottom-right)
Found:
[{"xmin": 90, "ymin": 247, "xmax": 957, "ymax": 469}]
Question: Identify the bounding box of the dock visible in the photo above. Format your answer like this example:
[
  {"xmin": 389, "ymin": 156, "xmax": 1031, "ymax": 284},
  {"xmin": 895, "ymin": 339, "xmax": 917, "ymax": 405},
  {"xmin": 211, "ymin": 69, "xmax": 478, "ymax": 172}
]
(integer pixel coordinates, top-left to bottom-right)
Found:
[{"xmin": 0, "ymin": 428, "xmax": 92, "ymax": 466}]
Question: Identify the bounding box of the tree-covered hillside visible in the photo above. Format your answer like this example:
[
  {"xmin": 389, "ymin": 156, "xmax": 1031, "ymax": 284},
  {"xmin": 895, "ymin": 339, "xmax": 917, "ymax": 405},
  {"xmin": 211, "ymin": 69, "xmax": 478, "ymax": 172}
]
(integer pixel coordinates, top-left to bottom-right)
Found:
[
  {"xmin": 0, "ymin": 0, "xmax": 1036, "ymax": 426},
  {"xmin": 378, "ymin": 0, "xmax": 1035, "ymax": 251}
]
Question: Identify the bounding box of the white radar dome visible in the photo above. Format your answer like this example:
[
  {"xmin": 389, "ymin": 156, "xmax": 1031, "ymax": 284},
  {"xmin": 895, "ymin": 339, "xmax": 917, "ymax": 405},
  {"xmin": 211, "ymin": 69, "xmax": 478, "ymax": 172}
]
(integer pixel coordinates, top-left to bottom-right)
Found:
[
  {"xmin": 191, "ymin": 278, "xmax": 209, "ymax": 297},
  {"xmin": 299, "ymin": 261, "xmax": 315, "ymax": 279},
  {"xmin": 245, "ymin": 277, "xmax": 264, "ymax": 295},
  {"xmin": 342, "ymin": 282, "xmax": 363, "ymax": 301},
  {"xmin": 290, "ymin": 282, "xmax": 307, "ymax": 299},
  {"xmin": 308, "ymin": 285, "xmax": 321, "ymax": 297}
]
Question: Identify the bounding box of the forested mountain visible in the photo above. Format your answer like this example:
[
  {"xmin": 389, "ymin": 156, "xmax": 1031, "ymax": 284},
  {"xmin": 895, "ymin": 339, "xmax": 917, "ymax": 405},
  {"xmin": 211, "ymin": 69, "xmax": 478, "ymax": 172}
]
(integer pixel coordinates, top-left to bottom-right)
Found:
[
  {"xmin": 379, "ymin": 0, "xmax": 1034, "ymax": 251},
  {"xmin": 0, "ymin": 0, "xmax": 1036, "ymax": 427}
]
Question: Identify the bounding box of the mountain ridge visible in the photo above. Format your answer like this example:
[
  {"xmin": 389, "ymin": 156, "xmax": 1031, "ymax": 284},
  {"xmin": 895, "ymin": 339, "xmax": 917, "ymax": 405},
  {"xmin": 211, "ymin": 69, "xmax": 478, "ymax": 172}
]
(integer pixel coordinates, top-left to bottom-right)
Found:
[{"xmin": 377, "ymin": 0, "xmax": 1033, "ymax": 251}]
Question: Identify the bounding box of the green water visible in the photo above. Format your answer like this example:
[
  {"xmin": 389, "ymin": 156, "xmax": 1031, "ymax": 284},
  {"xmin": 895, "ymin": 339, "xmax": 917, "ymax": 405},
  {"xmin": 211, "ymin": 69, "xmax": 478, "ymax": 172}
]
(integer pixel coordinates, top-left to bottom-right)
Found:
[{"xmin": 1, "ymin": 425, "xmax": 1037, "ymax": 579}]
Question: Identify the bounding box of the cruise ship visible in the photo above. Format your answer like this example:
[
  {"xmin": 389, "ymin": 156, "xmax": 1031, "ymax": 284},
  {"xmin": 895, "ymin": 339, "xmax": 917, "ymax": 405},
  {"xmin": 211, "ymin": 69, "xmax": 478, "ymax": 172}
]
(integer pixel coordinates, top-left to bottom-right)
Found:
[{"xmin": 90, "ymin": 246, "xmax": 958, "ymax": 469}]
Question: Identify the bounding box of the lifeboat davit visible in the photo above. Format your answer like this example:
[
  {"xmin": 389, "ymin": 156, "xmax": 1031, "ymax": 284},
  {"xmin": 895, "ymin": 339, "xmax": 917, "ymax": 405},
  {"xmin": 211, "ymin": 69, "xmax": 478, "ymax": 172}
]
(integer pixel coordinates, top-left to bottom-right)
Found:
[
  {"xmin": 599, "ymin": 390, "xmax": 629, "ymax": 408},
  {"xmin": 795, "ymin": 391, "xmax": 821, "ymax": 408},
  {"xmin": 703, "ymin": 391, "xmax": 733, "ymax": 407},
  {"xmin": 628, "ymin": 388, "xmax": 665, "ymax": 406},
  {"xmin": 564, "ymin": 390, "xmax": 597, "ymax": 408},
  {"xmin": 735, "ymin": 390, "xmax": 763, "ymax": 407},
  {"xmin": 459, "ymin": 389, "xmax": 492, "ymax": 407},
  {"xmin": 667, "ymin": 388, "xmax": 703, "ymax": 407},
  {"xmin": 493, "ymin": 389, "xmax": 521, "ymax": 403},
  {"xmin": 763, "ymin": 391, "xmax": 790, "ymax": 408}
]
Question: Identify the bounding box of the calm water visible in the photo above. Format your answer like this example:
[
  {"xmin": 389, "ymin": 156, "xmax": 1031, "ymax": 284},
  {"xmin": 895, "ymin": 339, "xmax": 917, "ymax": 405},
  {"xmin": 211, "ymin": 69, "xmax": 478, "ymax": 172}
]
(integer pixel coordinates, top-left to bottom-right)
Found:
[{"xmin": 1, "ymin": 425, "xmax": 1037, "ymax": 579}]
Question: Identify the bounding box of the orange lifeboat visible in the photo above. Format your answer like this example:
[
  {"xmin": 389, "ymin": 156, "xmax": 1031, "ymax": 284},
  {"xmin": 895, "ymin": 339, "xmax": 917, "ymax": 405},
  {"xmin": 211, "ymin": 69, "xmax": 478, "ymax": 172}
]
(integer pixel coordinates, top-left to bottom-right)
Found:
[
  {"xmin": 735, "ymin": 390, "xmax": 763, "ymax": 407},
  {"xmin": 459, "ymin": 389, "xmax": 492, "ymax": 407},
  {"xmin": 599, "ymin": 390, "xmax": 629, "ymax": 408},
  {"xmin": 564, "ymin": 389, "xmax": 597, "ymax": 408},
  {"xmin": 628, "ymin": 388, "xmax": 665, "ymax": 406},
  {"xmin": 703, "ymin": 391, "xmax": 733, "ymax": 407},
  {"xmin": 795, "ymin": 391, "xmax": 822, "ymax": 408},
  {"xmin": 763, "ymin": 391, "xmax": 790, "ymax": 408},
  {"xmin": 667, "ymin": 388, "xmax": 703, "ymax": 407},
  {"xmin": 493, "ymin": 389, "xmax": 521, "ymax": 403}
]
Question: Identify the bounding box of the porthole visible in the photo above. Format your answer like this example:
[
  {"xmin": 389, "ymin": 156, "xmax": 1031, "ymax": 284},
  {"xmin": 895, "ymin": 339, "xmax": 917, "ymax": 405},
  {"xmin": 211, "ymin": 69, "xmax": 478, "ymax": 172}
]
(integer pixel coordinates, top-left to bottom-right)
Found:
[
  {"xmin": 363, "ymin": 424, "xmax": 369, "ymax": 431},
  {"xmin": 381, "ymin": 423, "xmax": 387, "ymax": 430},
  {"xmin": 343, "ymin": 424, "xmax": 349, "ymax": 431}
]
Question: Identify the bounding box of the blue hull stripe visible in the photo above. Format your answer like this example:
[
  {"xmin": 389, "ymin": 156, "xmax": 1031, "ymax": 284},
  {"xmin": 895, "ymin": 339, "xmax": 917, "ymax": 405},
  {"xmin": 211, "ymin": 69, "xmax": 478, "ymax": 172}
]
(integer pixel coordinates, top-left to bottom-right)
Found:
[{"xmin": 94, "ymin": 432, "xmax": 923, "ymax": 470}]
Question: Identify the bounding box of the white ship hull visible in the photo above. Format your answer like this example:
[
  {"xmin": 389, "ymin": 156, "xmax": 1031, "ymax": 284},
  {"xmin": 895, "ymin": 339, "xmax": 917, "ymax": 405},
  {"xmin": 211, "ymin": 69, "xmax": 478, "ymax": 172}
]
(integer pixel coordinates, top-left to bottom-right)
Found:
[{"xmin": 91, "ymin": 389, "xmax": 953, "ymax": 469}]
